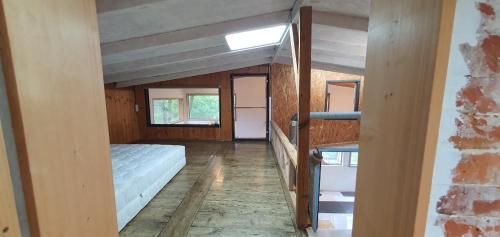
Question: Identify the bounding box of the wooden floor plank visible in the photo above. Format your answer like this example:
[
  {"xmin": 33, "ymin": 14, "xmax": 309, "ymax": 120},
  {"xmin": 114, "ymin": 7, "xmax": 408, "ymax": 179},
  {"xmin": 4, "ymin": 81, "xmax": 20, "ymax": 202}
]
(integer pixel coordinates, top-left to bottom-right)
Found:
[{"xmin": 120, "ymin": 141, "xmax": 299, "ymax": 237}]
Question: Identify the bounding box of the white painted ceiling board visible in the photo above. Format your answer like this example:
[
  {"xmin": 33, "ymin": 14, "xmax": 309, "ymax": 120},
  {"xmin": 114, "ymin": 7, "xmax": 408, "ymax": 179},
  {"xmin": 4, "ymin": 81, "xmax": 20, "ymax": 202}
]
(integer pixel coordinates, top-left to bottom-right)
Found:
[
  {"xmin": 95, "ymin": 0, "xmax": 371, "ymax": 86},
  {"xmin": 97, "ymin": 0, "xmax": 294, "ymax": 43},
  {"xmin": 310, "ymin": 0, "xmax": 371, "ymax": 17}
]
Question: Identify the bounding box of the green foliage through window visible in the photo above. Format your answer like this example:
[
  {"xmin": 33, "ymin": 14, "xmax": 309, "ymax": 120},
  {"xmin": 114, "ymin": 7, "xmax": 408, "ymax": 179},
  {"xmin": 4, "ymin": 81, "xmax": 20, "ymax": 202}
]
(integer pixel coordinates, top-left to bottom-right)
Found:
[
  {"xmin": 349, "ymin": 152, "xmax": 358, "ymax": 167},
  {"xmin": 153, "ymin": 99, "xmax": 180, "ymax": 124},
  {"xmin": 188, "ymin": 94, "xmax": 220, "ymax": 120}
]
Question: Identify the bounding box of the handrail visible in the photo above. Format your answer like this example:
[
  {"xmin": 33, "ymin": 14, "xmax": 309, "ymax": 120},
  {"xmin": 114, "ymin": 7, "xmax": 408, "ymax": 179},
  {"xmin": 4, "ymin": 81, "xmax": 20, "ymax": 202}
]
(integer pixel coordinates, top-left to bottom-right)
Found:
[
  {"xmin": 317, "ymin": 147, "xmax": 359, "ymax": 153},
  {"xmin": 271, "ymin": 120, "xmax": 298, "ymax": 168},
  {"xmin": 310, "ymin": 111, "xmax": 361, "ymax": 120}
]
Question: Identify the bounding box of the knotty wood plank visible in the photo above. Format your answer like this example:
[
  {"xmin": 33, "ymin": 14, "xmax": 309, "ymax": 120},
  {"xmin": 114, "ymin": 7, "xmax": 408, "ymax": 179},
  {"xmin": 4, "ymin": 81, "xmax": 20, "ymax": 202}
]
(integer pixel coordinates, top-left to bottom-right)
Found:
[
  {"xmin": 158, "ymin": 153, "xmax": 224, "ymax": 237},
  {"xmin": 295, "ymin": 6, "xmax": 312, "ymax": 229}
]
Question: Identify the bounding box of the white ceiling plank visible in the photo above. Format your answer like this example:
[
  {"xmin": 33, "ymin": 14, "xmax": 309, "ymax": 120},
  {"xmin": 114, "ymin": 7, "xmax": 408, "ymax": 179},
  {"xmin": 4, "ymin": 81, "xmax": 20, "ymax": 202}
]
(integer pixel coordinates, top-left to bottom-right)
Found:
[
  {"xmin": 271, "ymin": 0, "xmax": 305, "ymax": 63},
  {"xmin": 274, "ymin": 56, "xmax": 364, "ymax": 76},
  {"xmin": 279, "ymin": 48, "xmax": 365, "ymax": 67},
  {"xmin": 311, "ymin": 39, "xmax": 366, "ymax": 57},
  {"xmin": 115, "ymin": 58, "xmax": 271, "ymax": 88},
  {"xmin": 103, "ymin": 45, "xmax": 229, "ymax": 75},
  {"xmin": 105, "ymin": 47, "xmax": 275, "ymax": 83},
  {"xmin": 101, "ymin": 11, "xmax": 289, "ymax": 55},
  {"xmin": 96, "ymin": 0, "xmax": 163, "ymax": 13},
  {"xmin": 102, "ymin": 36, "xmax": 224, "ymax": 65},
  {"xmin": 312, "ymin": 11, "xmax": 368, "ymax": 31},
  {"xmin": 311, "ymin": 61, "xmax": 364, "ymax": 76},
  {"xmin": 274, "ymin": 10, "xmax": 368, "ymax": 63}
]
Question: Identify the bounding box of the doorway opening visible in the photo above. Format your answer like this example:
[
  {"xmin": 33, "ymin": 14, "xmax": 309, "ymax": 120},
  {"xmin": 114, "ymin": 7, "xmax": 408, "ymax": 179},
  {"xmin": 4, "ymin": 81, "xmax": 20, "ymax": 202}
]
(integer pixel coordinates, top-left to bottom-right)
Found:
[{"xmin": 231, "ymin": 74, "xmax": 269, "ymax": 140}]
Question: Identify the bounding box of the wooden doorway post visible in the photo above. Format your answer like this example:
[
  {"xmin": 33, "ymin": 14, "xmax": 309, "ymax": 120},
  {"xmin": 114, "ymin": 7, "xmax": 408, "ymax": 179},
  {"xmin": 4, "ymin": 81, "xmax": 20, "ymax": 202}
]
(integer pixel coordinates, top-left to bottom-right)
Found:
[{"xmin": 292, "ymin": 6, "xmax": 312, "ymax": 229}]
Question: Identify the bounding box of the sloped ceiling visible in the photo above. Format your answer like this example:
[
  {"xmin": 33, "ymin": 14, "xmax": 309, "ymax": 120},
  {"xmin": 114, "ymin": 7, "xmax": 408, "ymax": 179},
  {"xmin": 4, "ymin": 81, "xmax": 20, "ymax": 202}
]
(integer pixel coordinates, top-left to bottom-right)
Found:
[{"xmin": 96, "ymin": 0, "xmax": 370, "ymax": 87}]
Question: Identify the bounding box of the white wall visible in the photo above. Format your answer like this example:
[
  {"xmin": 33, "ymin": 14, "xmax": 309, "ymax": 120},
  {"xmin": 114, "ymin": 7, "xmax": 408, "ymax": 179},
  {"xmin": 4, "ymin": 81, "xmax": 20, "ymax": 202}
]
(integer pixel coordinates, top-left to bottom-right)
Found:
[{"xmin": 320, "ymin": 165, "xmax": 357, "ymax": 192}]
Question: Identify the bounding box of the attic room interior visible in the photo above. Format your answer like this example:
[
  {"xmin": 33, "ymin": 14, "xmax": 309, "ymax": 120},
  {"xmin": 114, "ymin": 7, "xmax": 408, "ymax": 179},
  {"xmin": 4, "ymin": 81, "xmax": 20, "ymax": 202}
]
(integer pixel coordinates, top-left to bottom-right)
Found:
[{"xmin": 0, "ymin": 0, "xmax": 498, "ymax": 237}]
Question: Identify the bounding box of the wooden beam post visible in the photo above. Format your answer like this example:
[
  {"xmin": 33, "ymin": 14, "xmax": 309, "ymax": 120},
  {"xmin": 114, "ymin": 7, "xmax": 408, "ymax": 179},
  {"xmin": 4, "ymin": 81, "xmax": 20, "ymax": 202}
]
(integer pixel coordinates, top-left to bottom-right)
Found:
[
  {"xmin": 295, "ymin": 6, "xmax": 312, "ymax": 229},
  {"xmin": 0, "ymin": 0, "xmax": 119, "ymax": 235},
  {"xmin": 352, "ymin": 0, "xmax": 456, "ymax": 236}
]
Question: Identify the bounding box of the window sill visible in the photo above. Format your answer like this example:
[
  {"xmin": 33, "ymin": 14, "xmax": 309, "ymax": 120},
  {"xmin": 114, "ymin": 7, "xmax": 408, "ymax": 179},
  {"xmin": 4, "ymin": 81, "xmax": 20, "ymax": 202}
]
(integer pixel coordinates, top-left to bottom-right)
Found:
[{"xmin": 147, "ymin": 123, "xmax": 221, "ymax": 128}]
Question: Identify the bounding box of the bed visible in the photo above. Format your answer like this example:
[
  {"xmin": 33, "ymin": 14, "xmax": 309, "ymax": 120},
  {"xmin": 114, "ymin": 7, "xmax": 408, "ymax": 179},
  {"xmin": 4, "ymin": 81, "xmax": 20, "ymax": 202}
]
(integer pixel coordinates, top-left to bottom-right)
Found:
[{"xmin": 111, "ymin": 144, "xmax": 186, "ymax": 230}]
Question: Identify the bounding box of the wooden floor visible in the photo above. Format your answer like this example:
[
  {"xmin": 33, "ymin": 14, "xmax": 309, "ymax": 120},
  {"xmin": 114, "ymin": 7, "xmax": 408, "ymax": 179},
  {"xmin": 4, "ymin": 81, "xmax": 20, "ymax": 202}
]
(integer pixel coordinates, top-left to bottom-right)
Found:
[{"xmin": 119, "ymin": 141, "xmax": 303, "ymax": 237}]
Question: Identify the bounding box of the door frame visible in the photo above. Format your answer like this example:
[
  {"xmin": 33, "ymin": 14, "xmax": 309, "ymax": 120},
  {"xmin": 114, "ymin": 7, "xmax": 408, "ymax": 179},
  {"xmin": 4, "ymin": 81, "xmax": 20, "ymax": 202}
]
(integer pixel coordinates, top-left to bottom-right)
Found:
[{"xmin": 230, "ymin": 73, "xmax": 270, "ymax": 141}]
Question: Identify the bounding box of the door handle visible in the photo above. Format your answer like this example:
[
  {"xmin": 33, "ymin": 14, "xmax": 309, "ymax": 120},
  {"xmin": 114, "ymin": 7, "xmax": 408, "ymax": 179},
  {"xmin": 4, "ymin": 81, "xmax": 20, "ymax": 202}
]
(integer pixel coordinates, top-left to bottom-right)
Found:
[{"xmin": 233, "ymin": 93, "xmax": 237, "ymax": 121}]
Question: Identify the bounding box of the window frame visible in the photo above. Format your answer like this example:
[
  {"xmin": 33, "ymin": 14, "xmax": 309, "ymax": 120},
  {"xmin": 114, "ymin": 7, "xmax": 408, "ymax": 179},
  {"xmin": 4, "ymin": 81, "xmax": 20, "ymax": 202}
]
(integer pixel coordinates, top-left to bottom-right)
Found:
[
  {"xmin": 151, "ymin": 98, "xmax": 183, "ymax": 124},
  {"xmin": 145, "ymin": 88, "xmax": 222, "ymax": 128},
  {"xmin": 348, "ymin": 152, "xmax": 359, "ymax": 167},
  {"xmin": 321, "ymin": 151, "xmax": 344, "ymax": 166},
  {"xmin": 324, "ymin": 80, "xmax": 361, "ymax": 112}
]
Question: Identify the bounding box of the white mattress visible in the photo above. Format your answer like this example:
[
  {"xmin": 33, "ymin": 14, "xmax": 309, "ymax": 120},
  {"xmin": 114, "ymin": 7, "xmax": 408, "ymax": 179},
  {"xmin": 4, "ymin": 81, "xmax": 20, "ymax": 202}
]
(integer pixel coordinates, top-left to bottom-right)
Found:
[{"xmin": 111, "ymin": 144, "xmax": 186, "ymax": 230}]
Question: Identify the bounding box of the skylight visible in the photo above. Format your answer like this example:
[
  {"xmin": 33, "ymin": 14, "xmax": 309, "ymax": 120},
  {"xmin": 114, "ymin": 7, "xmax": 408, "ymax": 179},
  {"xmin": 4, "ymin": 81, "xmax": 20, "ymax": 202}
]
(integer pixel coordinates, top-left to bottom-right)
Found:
[{"xmin": 225, "ymin": 25, "xmax": 287, "ymax": 51}]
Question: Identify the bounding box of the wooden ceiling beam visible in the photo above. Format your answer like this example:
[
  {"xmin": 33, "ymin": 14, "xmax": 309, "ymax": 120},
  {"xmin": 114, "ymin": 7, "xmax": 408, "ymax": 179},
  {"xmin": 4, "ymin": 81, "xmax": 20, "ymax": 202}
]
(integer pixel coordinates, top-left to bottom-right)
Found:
[
  {"xmin": 312, "ymin": 11, "xmax": 368, "ymax": 31},
  {"xmin": 115, "ymin": 58, "xmax": 271, "ymax": 88},
  {"xmin": 274, "ymin": 56, "xmax": 365, "ymax": 76},
  {"xmin": 104, "ymin": 46, "xmax": 274, "ymax": 83},
  {"xmin": 103, "ymin": 45, "xmax": 229, "ymax": 75},
  {"xmin": 96, "ymin": 0, "xmax": 164, "ymax": 13}
]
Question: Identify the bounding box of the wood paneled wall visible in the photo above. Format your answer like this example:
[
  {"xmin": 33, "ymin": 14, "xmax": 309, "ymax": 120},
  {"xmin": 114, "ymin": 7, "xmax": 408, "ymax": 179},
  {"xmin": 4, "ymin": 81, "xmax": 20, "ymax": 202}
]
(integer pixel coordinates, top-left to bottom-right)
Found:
[
  {"xmin": 105, "ymin": 85, "xmax": 140, "ymax": 144},
  {"xmin": 271, "ymin": 63, "xmax": 363, "ymax": 147},
  {"xmin": 134, "ymin": 65, "xmax": 269, "ymax": 141},
  {"xmin": 353, "ymin": 0, "xmax": 455, "ymax": 236},
  {"xmin": 0, "ymin": 0, "xmax": 118, "ymax": 235}
]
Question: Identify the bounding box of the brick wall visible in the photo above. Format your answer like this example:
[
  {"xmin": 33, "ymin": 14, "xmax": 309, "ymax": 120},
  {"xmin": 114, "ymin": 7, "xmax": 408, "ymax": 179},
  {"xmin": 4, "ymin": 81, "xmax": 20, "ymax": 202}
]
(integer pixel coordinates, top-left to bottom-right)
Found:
[{"xmin": 425, "ymin": 1, "xmax": 500, "ymax": 236}]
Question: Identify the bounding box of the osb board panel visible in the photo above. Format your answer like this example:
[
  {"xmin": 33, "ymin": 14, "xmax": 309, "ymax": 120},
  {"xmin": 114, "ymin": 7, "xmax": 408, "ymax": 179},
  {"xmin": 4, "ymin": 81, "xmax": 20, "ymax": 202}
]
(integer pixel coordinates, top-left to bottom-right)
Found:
[
  {"xmin": 105, "ymin": 86, "xmax": 140, "ymax": 144},
  {"xmin": 270, "ymin": 64, "xmax": 363, "ymax": 147},
  {"xmin": 134, "ymin": 65, "xmax": 269, "ymax": 141}
]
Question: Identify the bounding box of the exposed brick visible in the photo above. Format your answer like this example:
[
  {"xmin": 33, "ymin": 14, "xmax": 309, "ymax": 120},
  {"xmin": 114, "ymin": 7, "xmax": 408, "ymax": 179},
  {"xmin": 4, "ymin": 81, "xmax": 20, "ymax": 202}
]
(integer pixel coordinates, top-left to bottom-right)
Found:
[
  {"xmin": 455, "ymin": 75, "xmax": 500, "ymax": 113},
  {"xmin": 473, "ymin": 199, "xmax": 500, "ymax": 215},
  {"xmin": 449, "ymin": 114, "xmax": 500, "ymax": 150},
  {"xmin": 437, "ymin": 186, "xmax": 499, "ymax": 216},
  {"xmin": 452, "ymin": 153, "xmax": 500, "ymax": 185},
  {"xmin": 438, "ymin": 216, "xmax": 500, "ymax": 237}
]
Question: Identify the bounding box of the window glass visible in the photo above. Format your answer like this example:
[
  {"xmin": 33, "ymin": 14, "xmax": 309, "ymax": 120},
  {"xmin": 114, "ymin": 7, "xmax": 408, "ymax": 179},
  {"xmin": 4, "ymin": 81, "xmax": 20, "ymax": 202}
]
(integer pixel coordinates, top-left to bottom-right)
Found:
[
  {"xmin": 350, "ymin": 152, "xmax": 359, "ymax": 167},
  {"xmin": 147, "ymin": 88, "xmax": 220, "ymax": 126},
  {"xmin": 188, "ymin": 94, "xmax": 220, "ymax": 120},
  {"xmin": 153, "ymin": 99, "xmax": 180, "ymax": 124},
  {"xmin": 322, "ymin": 152, "xmax": 343, "ymax": 166}
]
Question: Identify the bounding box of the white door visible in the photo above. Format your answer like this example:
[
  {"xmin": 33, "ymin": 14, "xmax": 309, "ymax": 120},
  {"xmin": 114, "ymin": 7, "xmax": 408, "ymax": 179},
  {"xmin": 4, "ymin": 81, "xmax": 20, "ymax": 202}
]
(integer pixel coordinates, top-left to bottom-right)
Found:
[{"xmin": 233, "ymin": 76, "xmax": 267, "ymax": 139}]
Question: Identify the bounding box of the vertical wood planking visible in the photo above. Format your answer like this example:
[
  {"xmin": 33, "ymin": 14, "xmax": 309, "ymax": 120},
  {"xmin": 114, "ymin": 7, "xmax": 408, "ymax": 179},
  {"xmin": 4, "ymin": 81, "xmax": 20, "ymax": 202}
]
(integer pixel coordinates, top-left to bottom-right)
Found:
[
  {"xmin": 0, "ymin": 122, "xmax": 21, "ymax": 237},
  {"xmin": 105, "ymin": 86, "xmax": 141, "ymax": 144},
  {"xmin": 295, "ymin": 6, "xmax": 312, "ymax": 229},
  {"xmin": 352, "ymin": 0, "xmax": 455, "ymax": 236},
  {"xmin": 0, "ymin": 0, "xmax": 119, "ymax": 235}
]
